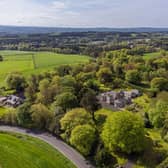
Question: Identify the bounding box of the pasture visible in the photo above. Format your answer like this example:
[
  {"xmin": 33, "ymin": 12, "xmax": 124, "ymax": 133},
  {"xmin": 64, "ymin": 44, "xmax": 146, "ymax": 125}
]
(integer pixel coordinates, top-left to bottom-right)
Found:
[
  {"xmin": 0, "ymin": 132, "xmax": 76, "ymax": 168},
  {"xmin": 0, "ymin": 50, "xmax": 89, "ymax": 86},
  {"xmin": 143, "ymin": 52, "xmax": 161, "ymax": 60}
]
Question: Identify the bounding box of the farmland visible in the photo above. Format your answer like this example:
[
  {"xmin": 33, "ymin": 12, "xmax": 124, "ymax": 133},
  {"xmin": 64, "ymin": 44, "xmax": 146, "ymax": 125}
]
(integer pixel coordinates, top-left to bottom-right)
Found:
[
  {"xmin": 0, "ymin": 132, "xmax": 76, "ymax": 168},
  {"xmin": 0, "ymin": 50, "xmax": 90, "ymax": 86}
]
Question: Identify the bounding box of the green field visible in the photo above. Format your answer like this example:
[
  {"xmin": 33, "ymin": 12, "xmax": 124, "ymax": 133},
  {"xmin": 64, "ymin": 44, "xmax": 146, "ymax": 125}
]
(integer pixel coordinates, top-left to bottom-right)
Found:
[
  {"xmin": 0, "ymin": 132, "xmax": 76, "ymax": 168},
  {"xmin": 0, "ymin": 50, "xmax": 90, "ymax": 86},
  {"xmin": 143, "ymin": 52, "xmax": 161, "ymax": 60}
]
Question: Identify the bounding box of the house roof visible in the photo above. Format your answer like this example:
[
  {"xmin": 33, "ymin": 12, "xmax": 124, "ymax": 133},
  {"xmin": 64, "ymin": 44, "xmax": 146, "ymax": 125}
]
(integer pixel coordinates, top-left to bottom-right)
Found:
[{"xmin": 0, "ymin": 97, "xmax": 7, "ymax": 102}]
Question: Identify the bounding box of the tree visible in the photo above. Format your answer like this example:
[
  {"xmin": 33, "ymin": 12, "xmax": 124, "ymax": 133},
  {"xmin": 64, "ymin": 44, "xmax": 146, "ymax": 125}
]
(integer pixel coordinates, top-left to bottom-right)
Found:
[
  {"xmin": 6, "ymin": 72, "xmax": 26, "ymax": 92},
  {"xmin": 31, "ymin": 103, "xmax": 53, "ymax": 130},
  {"xmin": 96, "ymin": 67, "xmax": 112, "ymax": 84},
  {"xmin": 102, "ymin": 111, "xmax": 145, "ymax": 154},
  {"xmin": 25, "ymin": 85, "xmax": 36, "ymax": 102},
  {"xmin": 17, "ymin": 103, "xmax": 32, "ymax": 127},
  {"xmin": 0, "ymin": 55, "xmax": 3, "ymax": 61},
  {"xmin": 37, "ymin": 79, "xmax": 60, "ymax": 105},
  {"xmin": 149, "ymin": 101, "xmax": 168, "ymax": 128},
  {"xmin": 80, "ymin": 89, "xmax": 101, "ymax": 121},
  {"xmin": 160, "ymin": 50, "xmax": 167, "ymax": 57},
  {"xmin": 157, "ymin": 157, "xmax": 168, "ymax": 168},
  {"xmin": 25, "ymin": 75, "xmax": 39, "ymax": 102},
  {"xmin": 54, "ymin": 92, "xmax": 78, "ymax": 111},
  {"xmin": 60, "ymin": 75, "xmax": 77, "ymax": 88},
  {"xmin": 56, "ymin": 65, "xmax": 72, "ymax": 76},
  {"xmin": 125, "ymin": 70, "xmax": 141, "ymax": 85},
  {"xmin": 60, "ymin": 108, "xmax": 93, "ymax": 140},
  {"xmin": 94, "ymin": 145, "xmax": 116, "ymax": 167},
  {"xmin": 76, "ymin": 72, "xmax": 95, "ymax": 83},
  {"xmin": 49, "ymin": 106, "xmax": 65, "ymax": 135},
  {"xmin": 1, "ymin": 109, "xmax": 17, "ymax": 125},
  {"xmin": 151, "ymin": 77, "xmax": 168, "ymax": 91},
  {"xmin": 161, "ymin": 114, "xmax": 168, "ymax": 140},
  {"xmin": 60, "ymin": 75, "xmax": 77, "ymax": 93},
  {"xmin": 70, "ymin": 124, "xmax": 96, "ymax": 156},
  {"xmin": 84, "ymin": 79, "xmax": 100, "ymax": 92}
]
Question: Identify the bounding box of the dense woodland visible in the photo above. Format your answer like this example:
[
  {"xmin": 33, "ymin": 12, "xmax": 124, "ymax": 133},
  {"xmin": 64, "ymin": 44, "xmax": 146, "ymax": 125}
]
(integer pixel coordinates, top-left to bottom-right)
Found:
[{"xmin": 0, "ymin": 31, "xmax": 168, "ymax": 168}]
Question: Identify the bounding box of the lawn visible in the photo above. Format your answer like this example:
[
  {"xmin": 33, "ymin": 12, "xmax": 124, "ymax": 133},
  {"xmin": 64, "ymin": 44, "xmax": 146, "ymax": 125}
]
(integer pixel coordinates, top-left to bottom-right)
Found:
[
  {"xmin": 0, "ymin": 132, "xmax": 76, "ymax": 168},
  {"xmin": 0, "ymin": 50, "xmax": 90, "ymax": 87}
]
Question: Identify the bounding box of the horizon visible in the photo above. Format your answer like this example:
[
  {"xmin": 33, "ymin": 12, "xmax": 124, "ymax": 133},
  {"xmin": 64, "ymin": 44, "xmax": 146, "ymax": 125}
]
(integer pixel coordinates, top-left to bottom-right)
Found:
[
  {"xmin": 0, "ymin": 0, "xmax": 167, "ymax": 28},
  {"xmin": 0, "ymin": 25, "xmax": 168, "ymax": 29}
]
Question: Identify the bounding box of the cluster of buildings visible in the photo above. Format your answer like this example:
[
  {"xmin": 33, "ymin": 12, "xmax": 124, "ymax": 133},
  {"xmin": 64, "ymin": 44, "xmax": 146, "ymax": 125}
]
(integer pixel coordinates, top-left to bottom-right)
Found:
[
  {"xmin": 98, "ymin": 89, "xmax": 141, "ymax": 109},
  {"xmin": 0, "ymin": 90, "xmax": 141, "ymax": 109},
  {"xmin": 0, "ymin": 95, "xmax": 24, "ymax": 108}
]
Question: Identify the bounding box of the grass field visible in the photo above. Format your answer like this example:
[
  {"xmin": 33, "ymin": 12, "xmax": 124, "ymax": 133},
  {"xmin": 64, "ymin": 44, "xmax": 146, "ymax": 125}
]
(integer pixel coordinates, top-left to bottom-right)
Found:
[
  {"xmin": 0, "ymin": 50, "xmax": 90, "ymax": 87},
  {"xmin": 0, "ymin": 132, "xmax": 76, "ymax": 168},
  {"xmin": 143, "ymin": 52, "xmax": 161, "ymax": 60}
]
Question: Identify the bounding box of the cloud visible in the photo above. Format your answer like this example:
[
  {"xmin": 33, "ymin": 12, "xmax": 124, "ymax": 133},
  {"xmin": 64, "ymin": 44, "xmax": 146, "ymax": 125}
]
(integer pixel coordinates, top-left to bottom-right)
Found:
[
  {"xmin": 52, "ymin": 1, "xmax": 67, "ymax": 10},
  {"xmin": 0, "ymin": 0, "xmax": 167, "ymax": 27}
]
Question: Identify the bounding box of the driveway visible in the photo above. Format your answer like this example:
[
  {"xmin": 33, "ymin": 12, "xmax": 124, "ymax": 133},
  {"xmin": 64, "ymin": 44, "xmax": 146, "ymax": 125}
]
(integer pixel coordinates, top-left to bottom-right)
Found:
[{"xmin": 0, "ymin": 126, "xmax": 94, "ymax": 168}]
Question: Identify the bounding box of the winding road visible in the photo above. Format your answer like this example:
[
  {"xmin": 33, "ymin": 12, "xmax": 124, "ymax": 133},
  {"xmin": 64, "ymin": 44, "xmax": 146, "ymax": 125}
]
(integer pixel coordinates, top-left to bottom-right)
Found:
[{"xmin": 0, "ymin": 126, "xmax": 94, "ymax": 168}]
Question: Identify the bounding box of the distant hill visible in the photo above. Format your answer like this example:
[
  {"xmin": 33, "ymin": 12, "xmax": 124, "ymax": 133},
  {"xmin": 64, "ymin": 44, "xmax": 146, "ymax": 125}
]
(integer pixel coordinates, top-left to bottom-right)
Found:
[{"xmin": 0, "ymin": 25, "xmax": 168, "ymax": 34}]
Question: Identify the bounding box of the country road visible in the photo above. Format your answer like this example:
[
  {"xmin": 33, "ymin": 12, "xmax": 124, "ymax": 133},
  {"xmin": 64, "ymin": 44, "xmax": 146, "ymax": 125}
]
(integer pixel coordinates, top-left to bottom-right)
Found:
[{"xmin": 0, "ymin": 126, "xmax": 94, "ymax": 168}]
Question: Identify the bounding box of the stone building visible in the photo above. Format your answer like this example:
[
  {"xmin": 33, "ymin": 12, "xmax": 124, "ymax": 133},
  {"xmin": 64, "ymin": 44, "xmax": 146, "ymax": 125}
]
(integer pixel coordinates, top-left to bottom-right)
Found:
[
  {"xmin": 99, "ymin": 89, "xmax": 141, "ymax": 109},
  {"xmin": 0, "ymin": 95, "xmax": 24, "ymax": 108}
]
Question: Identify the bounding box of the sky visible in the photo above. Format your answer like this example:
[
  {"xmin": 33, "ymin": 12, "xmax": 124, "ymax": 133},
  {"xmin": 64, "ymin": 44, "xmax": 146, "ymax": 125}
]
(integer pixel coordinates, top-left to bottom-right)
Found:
[{"xmin": 0, "ymin": 0, "xmax": 167, "ymax": 28}]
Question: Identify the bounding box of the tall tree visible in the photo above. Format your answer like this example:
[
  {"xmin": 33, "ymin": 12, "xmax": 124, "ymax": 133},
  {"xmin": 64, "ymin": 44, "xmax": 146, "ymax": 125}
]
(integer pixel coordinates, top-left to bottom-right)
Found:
[
  {"xmin": 31, "ymin": 103, "xmax": 53, "ymax": 130},
  {"xmin": 60, "ymin": 108, "xmax": 93, "ymax": 141},
  {"xmin": 6, "ymin": 72, "xmax": 26, "ymax": 92},
  {"xmin": 70, "ymin": 124, "xmax": 96, "ymax": 156},
  {"xmin": 102, "ymin": 111, "xmax": 145, "ymax": 154},
  {"xmin": 80, "ymin": 89, "xmax": 101, "ymax": 121}
]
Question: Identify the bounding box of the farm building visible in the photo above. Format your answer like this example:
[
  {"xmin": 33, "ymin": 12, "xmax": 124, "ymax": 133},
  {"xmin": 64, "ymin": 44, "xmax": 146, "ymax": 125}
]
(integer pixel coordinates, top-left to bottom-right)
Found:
[
  {"xmin": 99, "ymin": 89, "xmax": 141, "ymax": 109},
  {"xmin": 0, "ymin": 95, "xmax": 24, "ymax": 108}
]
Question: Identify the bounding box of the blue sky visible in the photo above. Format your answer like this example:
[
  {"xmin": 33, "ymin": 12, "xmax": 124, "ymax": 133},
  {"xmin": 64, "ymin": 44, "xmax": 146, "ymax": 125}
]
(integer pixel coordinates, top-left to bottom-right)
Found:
[{"xmin": 0, "ymin": 0, "xmax": 167, "ymax": 27}]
